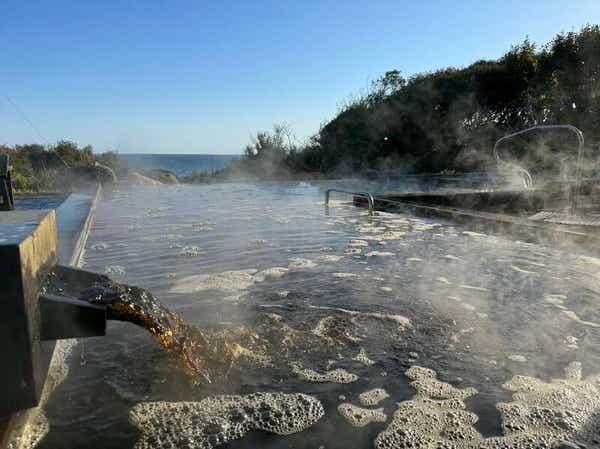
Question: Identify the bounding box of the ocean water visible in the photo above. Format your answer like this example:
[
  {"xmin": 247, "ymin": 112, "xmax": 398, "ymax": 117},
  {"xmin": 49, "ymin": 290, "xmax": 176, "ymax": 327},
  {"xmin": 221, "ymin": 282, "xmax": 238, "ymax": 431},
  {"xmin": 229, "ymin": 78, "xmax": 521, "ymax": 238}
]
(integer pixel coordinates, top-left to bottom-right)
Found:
[
  {"xmin": 120, "ymin": 154, "xmax": 239, "ymax": 176},
  {"xmin": 36, "ymin": 181, "xmax": 600, "ymax": 449}
]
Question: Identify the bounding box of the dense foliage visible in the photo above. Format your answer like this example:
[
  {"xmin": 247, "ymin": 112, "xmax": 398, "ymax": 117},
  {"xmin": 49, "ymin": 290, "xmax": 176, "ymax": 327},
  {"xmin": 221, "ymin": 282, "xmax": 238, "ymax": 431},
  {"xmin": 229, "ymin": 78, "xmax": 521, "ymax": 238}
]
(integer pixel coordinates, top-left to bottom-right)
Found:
[
  {"xmin": 0, "ymin": 141, "xmax": 95, "ymax": 192},
  {"xmin": 238, "ymin": 25, "xmax": 600, "ymax": 178}
]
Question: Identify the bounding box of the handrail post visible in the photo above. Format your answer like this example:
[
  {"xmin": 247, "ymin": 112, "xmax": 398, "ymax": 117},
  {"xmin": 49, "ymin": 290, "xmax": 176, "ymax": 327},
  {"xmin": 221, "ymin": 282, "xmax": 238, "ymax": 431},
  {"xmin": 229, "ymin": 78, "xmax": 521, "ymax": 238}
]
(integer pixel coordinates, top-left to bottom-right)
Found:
[{"xmin": 366, "ymin": 193, "xmax": 375, "ymax": 216}]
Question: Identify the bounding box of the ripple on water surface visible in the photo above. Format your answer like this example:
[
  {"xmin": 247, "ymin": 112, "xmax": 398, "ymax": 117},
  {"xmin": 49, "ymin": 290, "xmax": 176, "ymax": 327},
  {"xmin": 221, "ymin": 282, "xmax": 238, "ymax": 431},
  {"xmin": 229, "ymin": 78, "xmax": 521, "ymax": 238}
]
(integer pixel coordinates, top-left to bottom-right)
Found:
[{"xmin": 38, "ymin": 182, "xmax": 600, "ymax": 449}]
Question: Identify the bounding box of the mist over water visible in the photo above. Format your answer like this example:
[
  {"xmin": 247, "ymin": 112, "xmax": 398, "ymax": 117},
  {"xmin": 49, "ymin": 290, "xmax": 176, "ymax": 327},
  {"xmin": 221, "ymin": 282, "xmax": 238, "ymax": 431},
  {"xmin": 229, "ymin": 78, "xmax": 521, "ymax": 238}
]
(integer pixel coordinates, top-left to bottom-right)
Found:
[{"xmin": 37, "ymin": 181, "xmax": 600, "ymax": 449}]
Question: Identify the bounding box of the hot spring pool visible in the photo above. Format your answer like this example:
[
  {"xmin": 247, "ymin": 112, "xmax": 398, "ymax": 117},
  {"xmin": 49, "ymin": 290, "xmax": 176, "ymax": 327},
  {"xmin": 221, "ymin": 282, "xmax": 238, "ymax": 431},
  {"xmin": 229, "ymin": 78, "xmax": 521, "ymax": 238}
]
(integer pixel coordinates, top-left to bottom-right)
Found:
[{"xmin": 35, "ymin": 181, "xmax": 600, "ymax": 449}]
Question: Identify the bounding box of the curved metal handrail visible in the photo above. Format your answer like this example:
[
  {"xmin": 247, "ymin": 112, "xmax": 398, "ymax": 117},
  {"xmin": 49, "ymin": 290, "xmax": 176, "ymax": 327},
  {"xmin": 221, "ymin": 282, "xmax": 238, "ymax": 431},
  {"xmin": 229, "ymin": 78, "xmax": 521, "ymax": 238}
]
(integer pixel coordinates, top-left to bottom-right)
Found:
[
  {"xmin": 493, "ymin": 125, "xmax": 585, "ymax": 212},
  {"xmin": 325, "ymin": 189, "xmax": 375, "ymax": 216},
  {"xmin": 493, "ymin": 124, "xmax": 585, "ymax": 188}
]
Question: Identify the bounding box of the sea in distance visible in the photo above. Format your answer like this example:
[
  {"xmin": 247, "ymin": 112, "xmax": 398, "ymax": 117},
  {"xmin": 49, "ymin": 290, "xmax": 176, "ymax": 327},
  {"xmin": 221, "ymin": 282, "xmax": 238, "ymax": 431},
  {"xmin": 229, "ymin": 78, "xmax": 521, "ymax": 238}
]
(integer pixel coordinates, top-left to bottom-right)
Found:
[{"xmin": 120, "ymin": 153, "xmax": 239, "ymax": 176}]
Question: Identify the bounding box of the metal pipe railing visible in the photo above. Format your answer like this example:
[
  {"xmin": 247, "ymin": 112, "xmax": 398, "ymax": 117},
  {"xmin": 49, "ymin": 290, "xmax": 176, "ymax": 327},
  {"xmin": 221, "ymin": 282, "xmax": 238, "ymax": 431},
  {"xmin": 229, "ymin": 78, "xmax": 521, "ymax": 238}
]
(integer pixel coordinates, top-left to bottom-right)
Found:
[
  {"xmin": 325, "ymin": 189, "xmax": 375, "ymax": 216},
  {"xmin": 493, "ymin": 124, "xmax": 585, "ymax": 212}
]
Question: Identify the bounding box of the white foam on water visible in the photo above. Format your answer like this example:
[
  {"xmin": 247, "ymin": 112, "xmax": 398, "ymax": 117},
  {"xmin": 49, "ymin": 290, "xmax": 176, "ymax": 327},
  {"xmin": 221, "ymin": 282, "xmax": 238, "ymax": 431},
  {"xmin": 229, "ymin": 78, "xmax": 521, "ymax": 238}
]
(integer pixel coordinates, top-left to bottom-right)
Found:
[
  {"xmin": 338, "ymin": 403, "xmax": 387, "ymax": 427},
  {"xmin": 171, "ymin": 269, "xmax": 258, "ymax": 293},
  {"xmin": 459, "ymin": 284, "xmax": 489, "ymax": 292},
  {"xmin": 249, "ymin": 238, "xmax": 269, "ymax": 246},
  {"xmin": 562, "ymin": 310, "xmax": 600, "ymax": 328},
  {"xmin": 317, "ymin": 254, "xmax": 344, "ymax": 263},
  {"xmin": 171, "ymin": 267, "xmax": 290, "ymax": 296},
  {"xmin": 254, "ymin": 267, "xmax": 289, "ymax": 282},
  {"xmin": 450, "ymin": 327, "xmax": 475, "ymax": 344},
  {"xmin": 565, "ymin": 335, "xmax": 579, "ymax": 349},
  {"xmin": 545, "ymin": 294, "xmax": 567, "ymax": 306},
  {"xmin": 362, "ymin": 231, "xmax": 406, "ymax": 241},
  {"xmin": 507, "ymin": 354, "xmax": 527, "ymax": 363},
  {"xmin": 90, "ymin": 242, "xmax": 110, "ymax": 251},
  {"xmin": 307, "ymin": 305, "xmax": 411, "ymax": 329},
  {"xmin": 352, "ymin": 347, "xmax": 375, "ymax": 366},
  {"xmin": 191, "ymin": 222, "xmax": 215, "ymax": 231},
  {"xmin": 462, "ymin": 230, "xmax": 487, "ymax": 237},
  {"xmin": 291, "ymin": 363, "xmax": 358, "ymax": 384},
  {"xmin": 357, "ymin": 226, "xmax": 387, "ymax": 233},
  {"xmin": 287, "ymin": 257, "xmax": 318, "ymax": 269},
  {"xmin": 345, "ymin": 248, "xmax": 362, "ymax": 255},
  {"xmin": 511, "ymin": 265, "xmax": 537, "ymax": 275},
  {"xmin": 130, "ymin": 392, "xmax": 324, "ymax": 449},
  {"xmin": 407, "ymin": 257, "xmax": 422, "ymax": 262},
  {"xmin": 366, "ymin": 251, "xmax": 394, "ymax": 257},
  {"xmin": 333, "ymin": 272, "xmax": 359, "ymax": 278},
  {"xmin": 375, "ymin": 362, "xmax": 600, "ymax": 449},
  {"xmin": 312, "ymin": 316, "xmax": 363, "ymax": 343},
  {"xmin": 143, "ymin": 207, "xmax": 168, "ymax": 218},
  {"xmin": 411, "ymin": 222, "xmax": 439, "ymax": 232},
  {"xmin": 380, "ymin": 286, "xmax": 393, "ymax": 293},
  {"xmin": 577, "ymin": 254, "xmax": 600, "ymax": 267},
  {"xmin": 179, "ymin": 245, "xmax": 202, "ymax": 257},
  {"xmin": 105, "ymin": 265, "xmax": 126, "ymax": 276},
  {"xmin": 349, "ymin": 239, "xmax": 369, "ymax": 247},
  {"xmin": 436, "ymin": 276, "xmax": 451, "ymax": 284},
  {"xmin": 359, "ymin": 388, "xmax": 389, "ymax": 406}
]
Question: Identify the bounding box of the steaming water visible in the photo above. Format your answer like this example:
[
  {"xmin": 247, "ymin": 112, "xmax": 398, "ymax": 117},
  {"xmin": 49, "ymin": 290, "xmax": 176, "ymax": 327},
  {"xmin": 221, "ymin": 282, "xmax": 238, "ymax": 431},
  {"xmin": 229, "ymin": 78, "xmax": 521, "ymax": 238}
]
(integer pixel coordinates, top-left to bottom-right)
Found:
[{"xmin": 37, "ymin": 181, "xmax": 600, "ymax": 449}]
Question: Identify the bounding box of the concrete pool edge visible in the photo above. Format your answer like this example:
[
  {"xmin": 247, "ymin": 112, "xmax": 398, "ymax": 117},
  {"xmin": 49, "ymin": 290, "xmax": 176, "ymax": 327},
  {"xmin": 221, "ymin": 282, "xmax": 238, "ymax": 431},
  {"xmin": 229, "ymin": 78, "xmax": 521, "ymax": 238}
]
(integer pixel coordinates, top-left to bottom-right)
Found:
[
  {"xmin": 354, "ymin": 194, "xmax": 600, "ymax": 251},
  {"xmin": 0, "ymin": 185, "xmax": 102, "ymax": 449}
]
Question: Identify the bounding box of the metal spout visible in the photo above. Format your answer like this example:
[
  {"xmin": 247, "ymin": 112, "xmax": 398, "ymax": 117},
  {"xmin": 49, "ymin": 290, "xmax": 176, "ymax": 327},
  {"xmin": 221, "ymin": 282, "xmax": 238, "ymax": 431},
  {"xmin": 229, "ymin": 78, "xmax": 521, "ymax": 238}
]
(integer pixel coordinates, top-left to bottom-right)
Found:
[{"xmin": 39, "ymin": 265, "xmax": 110, "ymax": 340}]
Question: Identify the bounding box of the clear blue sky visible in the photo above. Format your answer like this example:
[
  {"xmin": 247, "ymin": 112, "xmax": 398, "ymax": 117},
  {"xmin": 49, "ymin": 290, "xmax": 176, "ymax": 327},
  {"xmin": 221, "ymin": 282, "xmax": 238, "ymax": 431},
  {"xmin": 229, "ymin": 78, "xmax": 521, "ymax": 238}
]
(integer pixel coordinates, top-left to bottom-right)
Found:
[{"xmin": 1, "ymin": 0, "xmax": 599, "ymax": 154}]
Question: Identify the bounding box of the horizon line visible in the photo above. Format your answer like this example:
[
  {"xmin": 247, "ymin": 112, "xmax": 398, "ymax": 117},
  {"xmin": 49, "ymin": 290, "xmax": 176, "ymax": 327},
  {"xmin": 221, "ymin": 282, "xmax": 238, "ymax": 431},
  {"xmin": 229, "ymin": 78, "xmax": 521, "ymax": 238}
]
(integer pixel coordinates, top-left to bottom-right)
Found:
[{"xmin": 95, "ymin": 152, "xmax": 242, "ymax": 156}]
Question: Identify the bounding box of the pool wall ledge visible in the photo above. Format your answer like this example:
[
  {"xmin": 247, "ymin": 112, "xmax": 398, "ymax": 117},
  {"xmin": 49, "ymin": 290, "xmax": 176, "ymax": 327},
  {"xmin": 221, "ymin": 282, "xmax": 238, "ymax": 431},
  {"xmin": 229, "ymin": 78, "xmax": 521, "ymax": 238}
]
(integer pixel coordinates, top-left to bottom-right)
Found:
[
  {"xmin": 0, "ymin": 185, "xmax": 102, "ymax": 449},
  {"xmin": 0, "ymin": 210, "xmax": 58, "ymax": 415}
]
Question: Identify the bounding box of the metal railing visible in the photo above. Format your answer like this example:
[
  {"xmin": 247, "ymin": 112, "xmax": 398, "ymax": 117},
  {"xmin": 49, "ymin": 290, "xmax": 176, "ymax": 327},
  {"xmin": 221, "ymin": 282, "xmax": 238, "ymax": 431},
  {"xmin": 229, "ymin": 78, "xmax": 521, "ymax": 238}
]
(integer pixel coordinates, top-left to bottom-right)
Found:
[
  {"xmin": 493, "ymin": 125, "xmax": 585, "ymax": 187},
  {"xmin": 493, "ymin": 124, "xmax": 585, "ymax": 212},
  {"xmin": 325, "ymin": 189, "xmax": 375, "ymax": 216}
]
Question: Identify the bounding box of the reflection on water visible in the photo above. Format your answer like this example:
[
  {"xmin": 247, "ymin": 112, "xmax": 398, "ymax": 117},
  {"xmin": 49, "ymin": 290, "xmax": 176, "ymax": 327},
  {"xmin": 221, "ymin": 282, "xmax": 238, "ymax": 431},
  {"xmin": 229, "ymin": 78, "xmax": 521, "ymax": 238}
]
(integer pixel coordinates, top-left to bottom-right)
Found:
[{"xmin": 37, "ymin": 181, "xmax": 600, "ymax": 449}]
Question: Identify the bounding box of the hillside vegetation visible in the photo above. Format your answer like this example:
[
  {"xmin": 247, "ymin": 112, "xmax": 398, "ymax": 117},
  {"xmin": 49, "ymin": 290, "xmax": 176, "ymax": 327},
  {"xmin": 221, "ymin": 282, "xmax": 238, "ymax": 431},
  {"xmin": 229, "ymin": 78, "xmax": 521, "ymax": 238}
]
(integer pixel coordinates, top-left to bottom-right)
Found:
[
  {"xmin": 229, "ymin": 25, "xmax": 600, "ymax": 179},
  {"xmin": 4, "ymin": 25, "xmax": 600, "ymax": 189}
]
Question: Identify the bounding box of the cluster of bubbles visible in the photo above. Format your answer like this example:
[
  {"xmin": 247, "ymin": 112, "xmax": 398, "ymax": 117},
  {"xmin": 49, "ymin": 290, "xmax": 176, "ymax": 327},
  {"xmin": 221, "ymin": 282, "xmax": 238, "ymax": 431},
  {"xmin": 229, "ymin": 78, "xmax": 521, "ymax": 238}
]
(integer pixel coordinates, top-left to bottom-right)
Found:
[
  {"xmin": 170, "ymin": 267, "xmax": 289, "ymax": 301},
  {"xmin": 130, "ymin": 392, "xmax": 324, "ymax": 449},
  {"xmin": 337, "ymin": 403, "xmax": 387, "ymax": 427},
  {"xmin": 104, "ymin": 265, "xmax": 126, "ymax": 276},
  {"xmin": 291, "ymin": 362, "xmax": 358, "ymax": 383},
  {"xmin": 178, "ymin": 245, "xmax": 202, "ymax": 257},
  {"xmin": 358, "ymin": 388, "xmax": 390, "ymax": 406},
  {"xmin": 353, "ymin": 347, "xmax": 376, "ymax": 366},
  {"xmin": 375, "ymin": 362, "xmax": 600, "ymax": 449}
]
